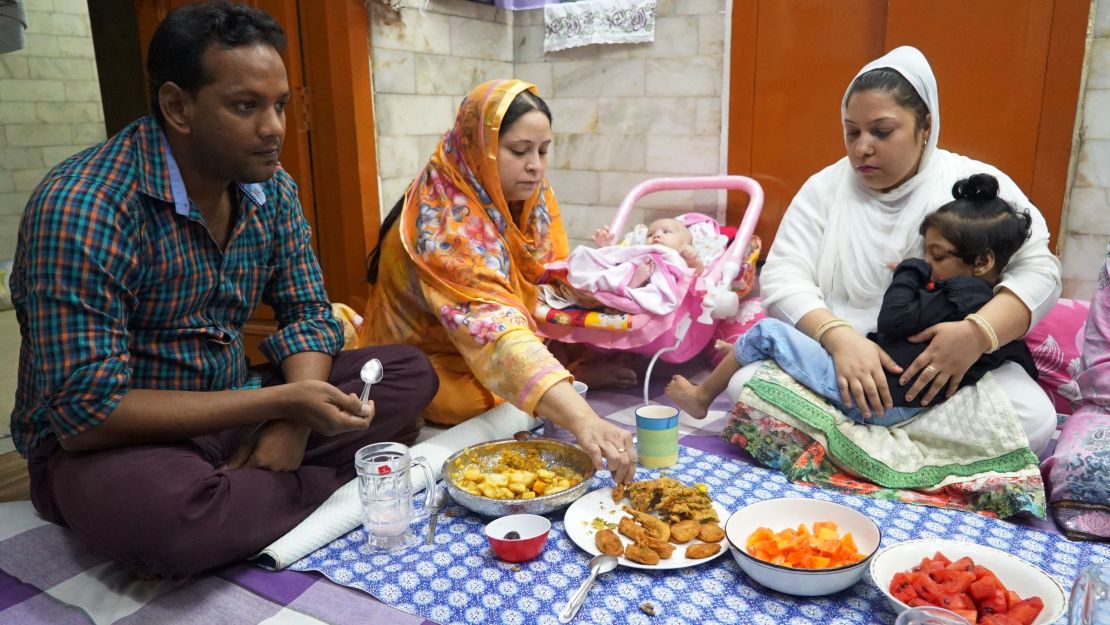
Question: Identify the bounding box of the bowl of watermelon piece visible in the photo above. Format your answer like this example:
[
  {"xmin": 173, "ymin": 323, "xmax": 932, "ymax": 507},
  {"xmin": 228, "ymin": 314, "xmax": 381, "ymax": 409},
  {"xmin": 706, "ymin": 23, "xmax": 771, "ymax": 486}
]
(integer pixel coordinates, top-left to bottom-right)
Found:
[{"xmin": 869, "ymin": 539, "xmax": 1067, "ymax": 624}]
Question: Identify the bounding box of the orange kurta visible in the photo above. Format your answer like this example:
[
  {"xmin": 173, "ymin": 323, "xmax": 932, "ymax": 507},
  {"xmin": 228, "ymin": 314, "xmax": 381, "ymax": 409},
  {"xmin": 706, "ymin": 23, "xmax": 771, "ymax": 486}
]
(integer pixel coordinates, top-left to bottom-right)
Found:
[{"xmin": 360, "ymin": 80, "xmax": 570, "ymax": 424}]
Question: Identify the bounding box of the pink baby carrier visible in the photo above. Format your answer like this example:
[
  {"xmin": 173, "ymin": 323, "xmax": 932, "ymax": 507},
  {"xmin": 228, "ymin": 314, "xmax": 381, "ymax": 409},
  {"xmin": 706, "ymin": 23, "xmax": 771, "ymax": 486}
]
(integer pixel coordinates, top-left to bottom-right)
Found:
[{"xmin": 534, "ymin": 176, "xmax": 764, "ymax": 397}]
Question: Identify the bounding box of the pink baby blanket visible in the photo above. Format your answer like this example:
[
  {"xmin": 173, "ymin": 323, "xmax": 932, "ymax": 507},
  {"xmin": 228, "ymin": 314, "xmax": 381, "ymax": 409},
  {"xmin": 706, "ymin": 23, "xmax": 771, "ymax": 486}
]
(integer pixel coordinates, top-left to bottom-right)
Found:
[{"xmin": 548, "ymin": 244, "xmax": 695, "ymax": 315}]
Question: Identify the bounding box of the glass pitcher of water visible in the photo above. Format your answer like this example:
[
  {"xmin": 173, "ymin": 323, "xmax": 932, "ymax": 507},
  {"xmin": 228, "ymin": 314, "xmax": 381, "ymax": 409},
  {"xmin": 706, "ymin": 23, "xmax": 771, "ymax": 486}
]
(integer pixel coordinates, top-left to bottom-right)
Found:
[{"xmin": 355, "ymin": 442, "xmax": 437, "ymax": 552}]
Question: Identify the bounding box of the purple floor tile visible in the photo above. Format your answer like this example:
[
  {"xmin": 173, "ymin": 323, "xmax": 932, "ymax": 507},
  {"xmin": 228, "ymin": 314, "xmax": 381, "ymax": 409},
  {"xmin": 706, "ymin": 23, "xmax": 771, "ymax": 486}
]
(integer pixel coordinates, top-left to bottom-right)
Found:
[
  {"xmin": 0, "ymin": 569, "xmax": 39, "ymax": 612},
  {"xmin": 288, "ymin": 575, "xmax": 427, "ymax": 625},
  {"xmin": 0, "ymin": 593, "xmax": 94, "ymax": 625},
  {"xmin": 219, "ymin": 563, "xmax": 319, "ymax": 605}
]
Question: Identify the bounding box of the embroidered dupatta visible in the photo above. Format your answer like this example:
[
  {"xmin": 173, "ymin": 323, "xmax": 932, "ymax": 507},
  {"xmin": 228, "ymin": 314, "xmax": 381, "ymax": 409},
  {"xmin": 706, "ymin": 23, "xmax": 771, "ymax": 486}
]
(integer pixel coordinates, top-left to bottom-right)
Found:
[
  {"xmin": 401, "ymin": 79, "xmax": 567, "ymax": 316},
  {"xmin": 361, "ymin": 80, "xmax": 570, "ymax": 418}
]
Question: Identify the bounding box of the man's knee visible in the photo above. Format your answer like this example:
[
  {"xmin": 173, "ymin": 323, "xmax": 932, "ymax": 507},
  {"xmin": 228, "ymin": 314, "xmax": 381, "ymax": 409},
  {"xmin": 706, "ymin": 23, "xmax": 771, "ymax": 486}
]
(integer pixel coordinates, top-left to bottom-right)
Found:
[{"xmin": 55, "ymin": 469, "xmax": 246, "ymax": 579}]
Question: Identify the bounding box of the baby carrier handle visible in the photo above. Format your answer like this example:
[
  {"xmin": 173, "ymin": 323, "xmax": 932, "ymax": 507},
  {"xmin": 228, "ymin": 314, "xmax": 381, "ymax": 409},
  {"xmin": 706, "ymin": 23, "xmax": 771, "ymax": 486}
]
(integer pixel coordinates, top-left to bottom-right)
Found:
[{"xmin": 608, "ymin": 175, "xmax": 764, "ymax": 291}]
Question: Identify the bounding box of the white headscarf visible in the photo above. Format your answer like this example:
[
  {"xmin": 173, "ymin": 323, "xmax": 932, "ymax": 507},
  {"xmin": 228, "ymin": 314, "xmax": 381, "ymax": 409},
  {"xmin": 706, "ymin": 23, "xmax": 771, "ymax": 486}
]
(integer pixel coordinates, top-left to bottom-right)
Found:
[
  {"xmin": 820, "ymin": 47, "xmax": 944, "ymax": 321},
  {"xmin": 762, "ymin": 46, "xmax": 1061, "ymax": 334}
]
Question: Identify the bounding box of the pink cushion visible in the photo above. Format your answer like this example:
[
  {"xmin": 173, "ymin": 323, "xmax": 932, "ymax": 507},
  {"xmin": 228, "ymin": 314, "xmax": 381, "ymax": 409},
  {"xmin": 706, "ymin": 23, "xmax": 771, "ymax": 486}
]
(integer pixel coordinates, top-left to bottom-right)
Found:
[{"xmin": 1025, "ymin": 298, "xmax": 1091, "ymax": 415}]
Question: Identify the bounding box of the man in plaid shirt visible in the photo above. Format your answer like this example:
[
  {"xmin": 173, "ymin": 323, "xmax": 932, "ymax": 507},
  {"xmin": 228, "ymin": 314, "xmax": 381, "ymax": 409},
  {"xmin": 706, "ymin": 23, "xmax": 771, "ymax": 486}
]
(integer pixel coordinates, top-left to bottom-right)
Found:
[{"xmin": 10, "ymin": 2, "xmax": 437, "ymax": 579}]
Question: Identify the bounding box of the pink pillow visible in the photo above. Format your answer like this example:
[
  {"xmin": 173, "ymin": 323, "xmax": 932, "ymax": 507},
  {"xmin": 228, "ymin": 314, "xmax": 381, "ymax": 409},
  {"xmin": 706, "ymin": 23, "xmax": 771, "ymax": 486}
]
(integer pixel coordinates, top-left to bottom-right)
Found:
[{"xmin": 1025, "ymin": 298, "xmax": 1091, "ymax": 415}]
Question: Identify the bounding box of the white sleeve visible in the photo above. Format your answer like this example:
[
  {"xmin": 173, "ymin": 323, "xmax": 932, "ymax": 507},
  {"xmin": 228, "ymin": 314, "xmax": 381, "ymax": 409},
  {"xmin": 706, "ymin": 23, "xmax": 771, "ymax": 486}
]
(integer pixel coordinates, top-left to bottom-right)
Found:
[
  {"xmin": 759, "ymin": 173, "xmax": 830, "ymax": 325},
  {"xmin": 992, "ymin": 174, "xmax": 1062, "ymax": 331}
]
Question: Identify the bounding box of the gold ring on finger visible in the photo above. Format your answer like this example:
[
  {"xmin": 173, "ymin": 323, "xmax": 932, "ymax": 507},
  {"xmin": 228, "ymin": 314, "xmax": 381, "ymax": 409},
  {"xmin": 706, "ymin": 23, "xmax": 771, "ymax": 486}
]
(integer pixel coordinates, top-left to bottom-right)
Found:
[
  {"xmin": 616, "ymin": 448, "xmax": 626, "ymax": 453},
  {"xmin": 924, "ymin": 365, "xmax": 939, "ymax": 375}
]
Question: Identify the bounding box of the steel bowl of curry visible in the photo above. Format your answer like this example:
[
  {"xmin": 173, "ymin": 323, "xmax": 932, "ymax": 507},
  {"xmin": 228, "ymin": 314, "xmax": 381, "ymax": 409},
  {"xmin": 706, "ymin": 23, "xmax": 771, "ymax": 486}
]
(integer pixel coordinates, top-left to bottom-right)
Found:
[{"xmin": 442, "ymin": 437, "xmax": 595, "ymax": 517}]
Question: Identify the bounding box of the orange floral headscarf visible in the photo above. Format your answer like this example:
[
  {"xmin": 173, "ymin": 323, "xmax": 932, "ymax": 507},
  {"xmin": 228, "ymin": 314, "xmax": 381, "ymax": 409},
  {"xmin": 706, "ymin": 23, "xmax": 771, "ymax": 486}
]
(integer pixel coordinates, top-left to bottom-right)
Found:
[{"xmin": 399, "ymin": 79, "xmax": 568, "ymax": 320}]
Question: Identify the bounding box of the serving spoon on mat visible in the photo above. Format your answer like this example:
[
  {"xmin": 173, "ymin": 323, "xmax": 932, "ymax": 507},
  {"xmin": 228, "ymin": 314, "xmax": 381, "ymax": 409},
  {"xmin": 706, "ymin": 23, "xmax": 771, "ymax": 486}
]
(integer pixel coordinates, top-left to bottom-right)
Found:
[
  {"xmin": 358, "ymin": 358, "xmax": 384, "ymax": 407},
  {"xmin": 559, "ymin": 554, "xmax": 618, "ymax": 623},
  {"xmin": 425, "ymin": 486, "xmax": 449, "ymax": 545}
]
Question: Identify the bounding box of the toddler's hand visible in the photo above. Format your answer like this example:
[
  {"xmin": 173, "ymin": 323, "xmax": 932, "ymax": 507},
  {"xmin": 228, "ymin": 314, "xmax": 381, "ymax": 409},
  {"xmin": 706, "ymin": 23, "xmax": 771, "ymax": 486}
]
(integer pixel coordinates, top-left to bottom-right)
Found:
[{"xmin": 593, "ymin": 226, "xmax": 616, "ymax": 247}]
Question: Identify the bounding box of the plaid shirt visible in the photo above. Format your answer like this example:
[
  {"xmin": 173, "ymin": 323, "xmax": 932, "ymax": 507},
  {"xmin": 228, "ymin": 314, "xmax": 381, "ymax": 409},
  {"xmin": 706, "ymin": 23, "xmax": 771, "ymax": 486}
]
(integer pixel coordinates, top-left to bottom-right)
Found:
[{"xmin": 10, "ymin": 116, "xmax": 343, "ymax": 455}]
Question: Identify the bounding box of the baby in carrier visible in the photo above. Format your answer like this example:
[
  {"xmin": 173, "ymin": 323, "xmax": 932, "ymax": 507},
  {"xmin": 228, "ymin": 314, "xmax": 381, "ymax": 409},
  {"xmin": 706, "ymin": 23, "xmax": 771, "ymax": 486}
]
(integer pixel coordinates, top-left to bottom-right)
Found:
[{"xmin": 540, "ymin": 217, "xmax": 704, "ymax": 315}]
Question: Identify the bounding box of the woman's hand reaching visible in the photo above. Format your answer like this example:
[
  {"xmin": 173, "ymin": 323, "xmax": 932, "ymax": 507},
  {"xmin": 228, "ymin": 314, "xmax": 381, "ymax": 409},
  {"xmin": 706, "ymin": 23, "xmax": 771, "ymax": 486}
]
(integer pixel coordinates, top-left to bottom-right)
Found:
[
  {"xmin": 535, "ymin": 379, "xmax": 636, "ymax": 483},
  {"xmin": 823, "ymin": 328, "xmax": 902, "ymax": 419},
  {"xmin": 900, "ymin": 320, "xmax": 986, "ymax": 406},
  {"xmin": 573, "ymin": 418, "xmax": 637, "ymax": 484}
]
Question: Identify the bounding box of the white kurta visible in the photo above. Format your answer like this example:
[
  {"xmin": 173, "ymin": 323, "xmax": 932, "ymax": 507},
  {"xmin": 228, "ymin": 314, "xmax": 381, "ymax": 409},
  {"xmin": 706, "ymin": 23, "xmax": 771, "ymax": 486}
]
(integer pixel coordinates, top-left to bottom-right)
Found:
[
  {"xmin": 755, "ymin": 46, "xmax": 1061, "ymax": 454},
  {"xmin": 760, "ymin": 153, "xmax": 1061, "ymax": 335}
]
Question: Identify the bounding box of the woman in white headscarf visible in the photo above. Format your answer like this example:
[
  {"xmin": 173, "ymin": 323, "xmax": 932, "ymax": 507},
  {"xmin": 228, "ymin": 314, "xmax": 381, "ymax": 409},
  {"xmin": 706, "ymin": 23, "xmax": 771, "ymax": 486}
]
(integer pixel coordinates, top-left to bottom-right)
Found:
[{"xmin": 756, "ymin": 46, "xmax": 1061, "ymax": 454}]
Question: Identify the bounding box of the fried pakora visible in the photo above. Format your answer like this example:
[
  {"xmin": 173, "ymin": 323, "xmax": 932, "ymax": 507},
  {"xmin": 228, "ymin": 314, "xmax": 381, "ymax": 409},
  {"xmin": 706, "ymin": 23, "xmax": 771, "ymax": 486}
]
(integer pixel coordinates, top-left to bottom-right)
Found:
[
  {"xmin": 611, "ymin": 482, "xmax": 626, "ymax": 502},
  {"xmin": 623, "ymin": 506, "xmax": 671, "ymax": 542},
  {"xmin": 594, "ymin": 529, "xmax": 624, "ymax": 557},
  {"xmin": 618, "ymin": 514, "xmax": 674, "ymax": 558},
  {"xmin": 597, "ymin": 478, "xmax": 725, "ymax": 567},
  {"xmin": 624, "ymin": 543, "xmax": 661, "ymax": 566},
  {"xmin": 698, "ymin": 522, "xmax": 725, "ymax": 543},
  {"xmin": 685, "ymin": 543, "xmax": 722, "ymax": 559},
  {"xmin": 668, "ymin": 519, "xmax": 701, "ymax": 544},
  {"xmin": 622, "ymin": 477, "xmax": 718, "ymax": 524}
]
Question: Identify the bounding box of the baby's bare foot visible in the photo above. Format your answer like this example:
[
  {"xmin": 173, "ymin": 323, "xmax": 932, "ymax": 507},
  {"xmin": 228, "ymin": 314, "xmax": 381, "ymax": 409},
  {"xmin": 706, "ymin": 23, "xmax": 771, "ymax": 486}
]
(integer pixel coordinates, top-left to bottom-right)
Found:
[
  {"xmin": 630, "ymin": 258, "xmax": 654, "ymax": 288},
  {"xmin": 664, "ymin": 375, "xmax": 710, "ymax": 419}
]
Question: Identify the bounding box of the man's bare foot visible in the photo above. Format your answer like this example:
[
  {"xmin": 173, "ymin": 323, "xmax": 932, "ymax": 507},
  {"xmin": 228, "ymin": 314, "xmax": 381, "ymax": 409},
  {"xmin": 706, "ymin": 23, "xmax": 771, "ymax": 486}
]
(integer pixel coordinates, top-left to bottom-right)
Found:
[{"xmin": 664, "ymin": 375, "xmax": 711, "ymax": 419}]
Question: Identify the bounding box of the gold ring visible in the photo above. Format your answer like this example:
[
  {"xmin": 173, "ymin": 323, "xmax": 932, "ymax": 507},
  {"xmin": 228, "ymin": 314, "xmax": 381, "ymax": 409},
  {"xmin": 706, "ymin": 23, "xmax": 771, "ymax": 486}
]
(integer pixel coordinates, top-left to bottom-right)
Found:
[
  {"xmin": 617, "ymin": 448, "xmax": 626, "ymax": 453},
  {"xmin": 925, "ymin": 365, "xmax": 939, "ymax": 375}
]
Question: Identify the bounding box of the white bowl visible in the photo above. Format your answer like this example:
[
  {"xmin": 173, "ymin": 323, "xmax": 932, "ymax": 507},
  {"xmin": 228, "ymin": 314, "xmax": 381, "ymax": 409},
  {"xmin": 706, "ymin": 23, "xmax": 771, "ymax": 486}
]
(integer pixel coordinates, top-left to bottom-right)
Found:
[
  {"xmin": 724, "ymin": 498, "xmax": 882, "ymax": 596},
  {"xmin": 869, "ymin": 539, "xmax": 1067, "ymax": 624}
]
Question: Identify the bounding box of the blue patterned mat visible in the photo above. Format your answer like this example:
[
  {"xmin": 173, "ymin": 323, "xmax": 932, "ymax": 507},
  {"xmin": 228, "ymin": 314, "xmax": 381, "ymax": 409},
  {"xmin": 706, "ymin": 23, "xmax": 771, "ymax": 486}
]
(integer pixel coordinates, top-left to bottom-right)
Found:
[{"xmin": 291, "ymin": 446, "xmax": 1109, "ymax": 625}]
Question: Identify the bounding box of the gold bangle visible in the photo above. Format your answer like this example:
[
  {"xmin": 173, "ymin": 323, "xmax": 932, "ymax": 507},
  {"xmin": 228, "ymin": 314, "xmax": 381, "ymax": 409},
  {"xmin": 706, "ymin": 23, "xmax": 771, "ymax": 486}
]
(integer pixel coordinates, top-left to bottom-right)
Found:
[
  {"xmin": 813, "ymin": 319, "xmax": 852, "ymax": 344},
  {"xmin": 811, "ymin": 317, "xmax": 842, "ymax": 339},
  {"xmin": 966, "ymin": 313, "xmax": 999, "ymax": 353}
]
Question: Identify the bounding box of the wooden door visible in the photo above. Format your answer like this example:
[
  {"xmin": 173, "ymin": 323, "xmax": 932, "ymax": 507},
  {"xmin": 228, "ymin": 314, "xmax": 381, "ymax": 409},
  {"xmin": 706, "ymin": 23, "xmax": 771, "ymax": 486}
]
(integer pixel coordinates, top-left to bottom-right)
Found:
[
  {"xmin": 134, "ymin": 0, "xmax": 318, "ymax": 244},
  {"xmin": 132, "ymin": 1, "xmax": 381, "ymax": 363},
  {"xmin": 727, "ymin": 0, "xmax": 1089, "ymax": 255},
  {"xmin": 133, "ymin": 0, "xmax": 314, "ymax": 363}
]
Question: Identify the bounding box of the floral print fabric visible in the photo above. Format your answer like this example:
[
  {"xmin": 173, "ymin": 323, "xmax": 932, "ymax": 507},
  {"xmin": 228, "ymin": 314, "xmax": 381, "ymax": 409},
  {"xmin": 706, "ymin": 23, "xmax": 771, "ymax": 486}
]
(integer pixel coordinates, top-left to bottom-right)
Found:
[
  {"xmin": 1044, "ymin": 242, "xmax": 1110, "ymax": 540},
  {"xmin": 721, "ymin": 363, "xmax": 1048, "ymax": 520},
  {"xmin": 360, "ymin": 80, "xmax": 570, "ymax": 420},
  {"xmin": 543, "ymin": 0, "xmax": 657, "ymax": 53}
]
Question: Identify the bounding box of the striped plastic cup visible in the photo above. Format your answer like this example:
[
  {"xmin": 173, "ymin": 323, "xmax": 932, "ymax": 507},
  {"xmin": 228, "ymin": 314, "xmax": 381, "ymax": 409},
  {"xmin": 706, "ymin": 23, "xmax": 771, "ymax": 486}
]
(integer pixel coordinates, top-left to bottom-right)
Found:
[{"xmin": 635, "ymin": 405, "xmax": 679, "ymax": 468}]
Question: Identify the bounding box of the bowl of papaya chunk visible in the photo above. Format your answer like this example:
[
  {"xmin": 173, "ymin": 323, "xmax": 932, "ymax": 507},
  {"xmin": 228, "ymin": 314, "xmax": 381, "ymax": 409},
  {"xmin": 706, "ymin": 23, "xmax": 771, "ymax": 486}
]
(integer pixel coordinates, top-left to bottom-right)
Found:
[
  {"xmin": 869, "ymin": 539, "xmax": 1067, "ymax": 624},
  {"xmin": 723, "ymin": 497, "xmax": 882, "ymax": 596}
]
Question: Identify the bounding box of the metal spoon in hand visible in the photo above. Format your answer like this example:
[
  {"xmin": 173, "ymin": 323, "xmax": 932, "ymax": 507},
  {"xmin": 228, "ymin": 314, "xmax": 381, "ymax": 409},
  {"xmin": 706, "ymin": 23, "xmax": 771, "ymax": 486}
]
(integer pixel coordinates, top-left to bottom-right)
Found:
[
  {"xmin": 358, "ymin": 358, "xmax": 384, "ymax": 407},
  {"xmin": 558, "ymin": 554, "xmax": 618, "ymax": 623}
]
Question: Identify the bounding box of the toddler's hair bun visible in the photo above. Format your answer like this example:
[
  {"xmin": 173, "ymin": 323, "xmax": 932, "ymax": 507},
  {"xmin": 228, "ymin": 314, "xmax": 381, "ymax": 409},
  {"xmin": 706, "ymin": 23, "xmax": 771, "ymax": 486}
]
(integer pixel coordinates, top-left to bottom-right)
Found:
[{"xmin": 951, "ymin": 173, "xmax": 1000, "ymax": 202}]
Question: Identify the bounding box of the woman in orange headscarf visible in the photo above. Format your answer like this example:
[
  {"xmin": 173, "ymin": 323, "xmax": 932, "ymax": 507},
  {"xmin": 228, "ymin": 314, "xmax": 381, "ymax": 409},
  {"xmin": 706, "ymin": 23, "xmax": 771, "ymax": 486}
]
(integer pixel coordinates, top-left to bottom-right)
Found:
[{"xmin": 361, "ymin": 79, "xmax": 635, "ymax": 482}]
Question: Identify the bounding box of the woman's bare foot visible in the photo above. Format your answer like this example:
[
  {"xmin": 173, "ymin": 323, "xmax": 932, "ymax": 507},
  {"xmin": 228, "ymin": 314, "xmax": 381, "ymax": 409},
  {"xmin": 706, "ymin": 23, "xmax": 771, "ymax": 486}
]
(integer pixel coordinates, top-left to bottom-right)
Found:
[
  {"xmin": 664, "ymin": 375, "xmax": 712, "ymax": 419},
  {"xmin": 572, "ymin": 360, "xmax": 638, "ymax": 389}
]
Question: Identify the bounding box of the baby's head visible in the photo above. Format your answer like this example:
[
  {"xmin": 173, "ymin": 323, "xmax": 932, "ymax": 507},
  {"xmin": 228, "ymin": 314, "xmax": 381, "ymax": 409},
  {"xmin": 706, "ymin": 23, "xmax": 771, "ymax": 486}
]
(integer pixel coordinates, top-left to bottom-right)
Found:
[
  {"xmin": 918, "ymin": 173, "xmax": 1032, "ymax": 285},
  {"xmin": 646, "ymin": 218, "xmax": 693, "ymax": 251}
]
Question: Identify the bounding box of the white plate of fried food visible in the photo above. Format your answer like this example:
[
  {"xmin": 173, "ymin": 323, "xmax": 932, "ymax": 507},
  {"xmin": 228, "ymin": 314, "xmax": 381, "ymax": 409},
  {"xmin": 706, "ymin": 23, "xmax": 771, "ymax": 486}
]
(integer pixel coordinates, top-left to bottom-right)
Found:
[{"xmin": 563, "ymin": 477, "xmax": 730, "ymax": 570}]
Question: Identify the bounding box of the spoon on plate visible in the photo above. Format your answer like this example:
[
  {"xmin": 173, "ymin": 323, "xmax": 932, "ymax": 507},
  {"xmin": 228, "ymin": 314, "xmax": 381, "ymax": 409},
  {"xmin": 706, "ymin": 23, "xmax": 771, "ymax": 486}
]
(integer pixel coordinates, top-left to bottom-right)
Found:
[
  {"xmin": 558, "ymin": 554, "xmax": 618, "ymax": 623},
  {"xmin": 358, "ymin": 358, "xmax": 384, "ymax": 407}
]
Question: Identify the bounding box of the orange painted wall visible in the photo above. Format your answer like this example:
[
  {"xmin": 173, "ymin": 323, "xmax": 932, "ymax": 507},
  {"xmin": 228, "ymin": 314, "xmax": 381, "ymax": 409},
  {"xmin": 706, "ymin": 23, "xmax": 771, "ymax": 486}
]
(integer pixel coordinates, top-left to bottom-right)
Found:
[{"xmin": 728, "ymin": 0, "xmax": 1089, "ymax": 255}]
